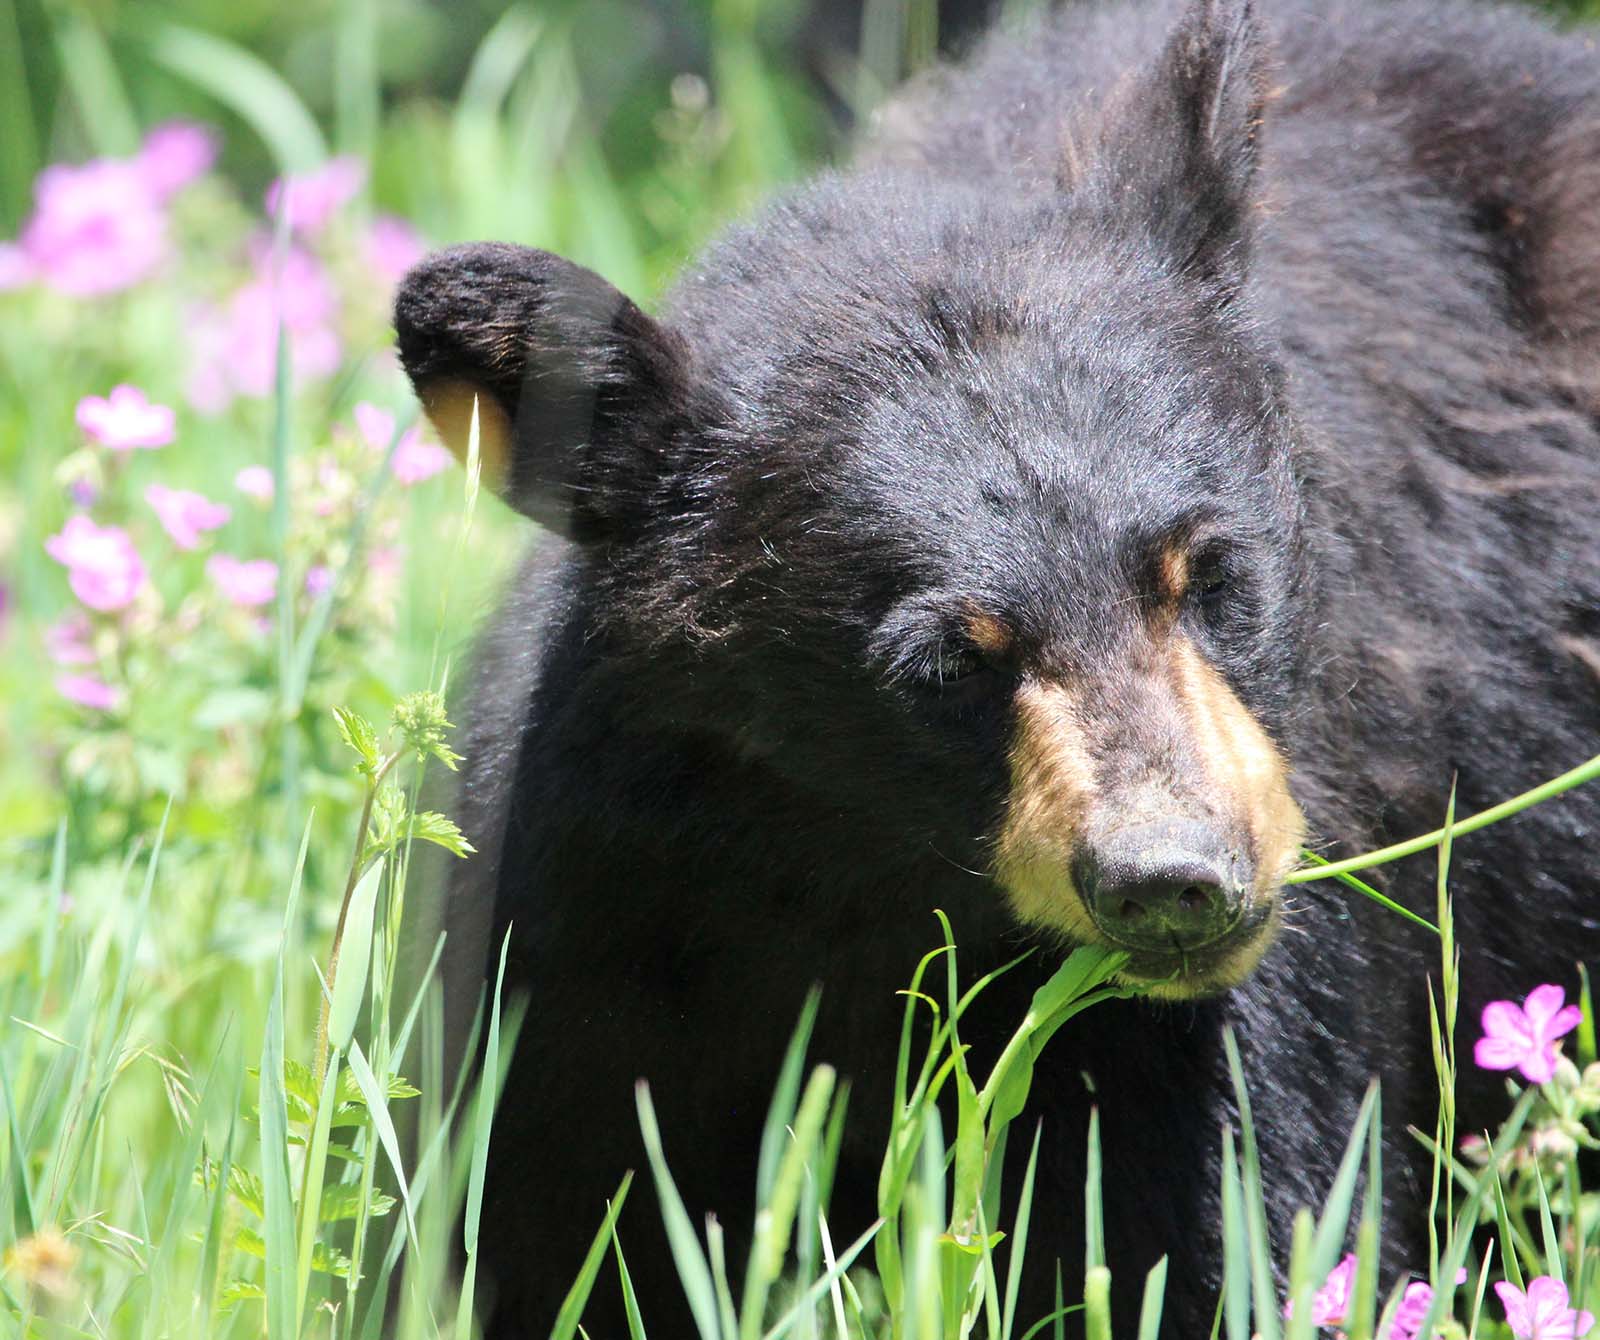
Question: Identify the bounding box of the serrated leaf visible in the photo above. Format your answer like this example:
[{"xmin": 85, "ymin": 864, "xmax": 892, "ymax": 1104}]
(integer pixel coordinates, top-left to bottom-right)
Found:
[
  {"xmin": 233, "ymin": 1226, "xmax": 350, "ymax": 1277},
  {"xmin": 228, "ymin": 1165, "xmax": 265, "ymax": 1219},
  {"xmin": 220, "ymin": 1279, "xmax": 266, "ymax": 1305},
  {"xmin": 332, "ymin": 707, "xmax": 381, "ymax": 777},
  {"xmin": 407, "ymin": 811, "xmax": 475, "ymax": 858},
  {"xmin": 320, "ymin": 1182, "xmax": 394, "ymax": 1222}
]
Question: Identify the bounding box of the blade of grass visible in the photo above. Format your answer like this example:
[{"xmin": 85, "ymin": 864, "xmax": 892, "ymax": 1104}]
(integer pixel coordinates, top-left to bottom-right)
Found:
[
  {"xmin": 1223, "ymin": 1030, "xmax": 1280, "ymax": 1340},
  {"xmin": 1136, "ymin": 1257, "xmax": 1168, "ymax": 1340},
  {"xmin": 143, "ymin": 23, "xmax": 327, "ymax": 170},
  {"xmin": 456, "ymin": 927, "xmax": 513, "ymax": 1337},
  {"xmin": 636, "ymin": 1080, "xmax": 721, "ymax": 1340},
  {"xmin": 550, "ymin": 1174, "xmax": 635, "ymax": 1340},
  {"xmin": 1220, "ymin": 1125, "xmax": 1252, "ymax": 1340},
  {"xmin": 1286, "ymin": 752, "xmax": 1600, "ymax": 884},
  {"xmin": 260, "ymin": 817, "xmax": 313, "ymax": 1340}
]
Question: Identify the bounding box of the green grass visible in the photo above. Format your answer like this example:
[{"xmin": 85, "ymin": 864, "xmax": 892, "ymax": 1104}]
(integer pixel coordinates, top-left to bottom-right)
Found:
[{"xmin": 2, "ymin": 0, "xmax": 1599, "ymax": 1335}]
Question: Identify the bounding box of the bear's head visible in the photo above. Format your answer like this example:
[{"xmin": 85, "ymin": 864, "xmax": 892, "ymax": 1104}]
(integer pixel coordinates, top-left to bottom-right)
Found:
[{"xmin": 395, "ymin": 0, "xmax": 1310, "ymax": 999}]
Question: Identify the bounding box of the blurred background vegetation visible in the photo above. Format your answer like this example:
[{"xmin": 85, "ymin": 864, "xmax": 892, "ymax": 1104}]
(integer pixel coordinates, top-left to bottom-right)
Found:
[{"xmin": 0, "ymin": 0, "xmax": 1597, "ymax": 1331}]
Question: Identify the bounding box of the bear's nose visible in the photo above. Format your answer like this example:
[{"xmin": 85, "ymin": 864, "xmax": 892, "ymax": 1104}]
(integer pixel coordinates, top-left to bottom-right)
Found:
[{"xmin": 1074, "ymin": 822, "xmax": 1247, "ymax": 951}]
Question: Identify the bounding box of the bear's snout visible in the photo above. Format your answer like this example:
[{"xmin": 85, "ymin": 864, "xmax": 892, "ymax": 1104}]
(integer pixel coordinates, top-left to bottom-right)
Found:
[{"xmin": 1073, "ymin": 820, "xmax": 1251, "ymax": 953}]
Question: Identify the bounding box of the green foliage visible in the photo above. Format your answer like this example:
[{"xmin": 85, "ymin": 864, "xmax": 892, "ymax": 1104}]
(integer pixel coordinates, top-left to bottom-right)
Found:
[{"xmin": 3, "ymin": 0, "xmax": 1599, "ymax": 1336}]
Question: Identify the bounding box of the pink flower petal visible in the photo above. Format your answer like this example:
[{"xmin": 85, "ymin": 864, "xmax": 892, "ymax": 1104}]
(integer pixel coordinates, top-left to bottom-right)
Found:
[
  {"xmin": 392, "ymin": 434, "xmax": 452, "ymax": 485},
  {"xmin": 136, "ymin": 122, "xmax": 218, "ymax": 201},
  {"xmin": 234, "ymin": 465, "xmax": 275, "ymax": 501},
  {"xmin": 264, "ymin": 156, "xmax": 365, "ymax": 234},
  {"xmin": 1524, "ymin": 985, "xmax": 1569, "ymax": 1030},
  {"xmin": 44, "ymin": 516, "xmax": 146, "ymax": 611},
  {"xmin": 206, "ymin": 554, "xmax": 278, "ymax": 607},
  {"xmin": 76, "ymin": 385, "xmax": 176, "ymax": 450},
  {"xmin": 1482, "ymin": 1000, "xmax": 1533, "ymax": 1042},
  {"xmin": 56, "ymin": 673, "xmax": 120, "ymax": 711},
  {"xmin": 353, "ymin": 401, "xmax": 396, "ymax": 452},
  {"xmin": 1475, "ymin": 1034, "xmax": 1529, "ymax": 1071},
  {"xmin": 145, "ymin": 484, "xmax": 231, "ymax": 550},
  {"xmin": 21, "ymin": 159, "xmax": 167, "ymax": 296}
]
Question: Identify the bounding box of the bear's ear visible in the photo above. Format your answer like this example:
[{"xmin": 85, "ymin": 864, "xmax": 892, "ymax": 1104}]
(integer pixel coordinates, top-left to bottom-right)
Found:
[
  {"xmin": 394, "ymin": 242, "xmax": 691, "ymax": 540},
  {"xmin": 1093, "ymin": 0, "xmax": 1268, "ymax": 288}
]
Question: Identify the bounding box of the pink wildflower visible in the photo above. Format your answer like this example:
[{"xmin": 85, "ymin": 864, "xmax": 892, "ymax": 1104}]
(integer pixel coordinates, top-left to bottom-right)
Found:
[
  {"xmin": 76, "ymin": 385, "xmax": 176, "ymax": 450},
  {"xmin": 21, "ymin": 159, "xmax": 166, "ymax": 295},
  {"xmin": 45, "ymin": 516, "xmax": 146, "ymax": 611},
  {"xmin": 366, "ymin": 215, "xmax": 424, "ymax": 283},
  {"xmin": 1285, "ymin": 1253, "xmax": 1356, "ymax": 1326},
  {"xmin": 207, "ymin": 554, "xmax": 278, "ymax": 607},
  {"xmin": 145, "ymin": 484, "xmax": 231, "ymax": 550},
  {"xmin": 45, "ymin": 614, "xmax": 95, "ymax": 666},
  {"xmin": 1476, "ymin": 984, "xmax": 1583, "ymax": 1084},
  {"xmin": 188, "ymin": 247, "xmax": 341, "ymax": 408},
  {"xmin": 234, "ymin": 465, "xmax": 275, "ymax": 501},
  {"xmin": 136, "ymin": 122, "xmax": 218, "ymax": 201},
  {"xmin": 392, "ymin": 435, "xmax": 452, "ymax": 485},
  {"xmin": 305, "ymin": 565, "xmax": 334, "ymax": 597},
  {"xmin": 1495, "ymin": 1277, "xmax": 1595, "ymax": 1340},
  {"xmin": 1388, "ymin": 1269, "xmax": 1468, "ymax": 1340},
  {"xmin": 353, "ymin": 401, "xmax": 399, "ymax": 452},
  {"xmin": 56, "ymin": 674, "xmax": 120, "ymax": 711},
  {"xmin": 264, "ymin": 156, "xmax": 365, "ymax": 233}
]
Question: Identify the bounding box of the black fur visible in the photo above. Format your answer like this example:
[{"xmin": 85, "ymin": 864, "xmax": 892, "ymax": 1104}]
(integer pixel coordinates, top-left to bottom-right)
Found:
[{"xmin": 395, "ymin": 0, "xmax": 1600, "ymax": 1333}]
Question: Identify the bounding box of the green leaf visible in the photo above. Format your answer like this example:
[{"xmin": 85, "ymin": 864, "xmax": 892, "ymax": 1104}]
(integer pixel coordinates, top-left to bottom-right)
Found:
[
  {"xmin": 331, "ymin": 707, "xmax": 382, "ymax": 778},
  {"xmin": 636, "ymin": 1081, "xmax": 721, "ymax": 1340},
  {"xmin": 319, "ymin": 1183, "xmax": 395, "ymax": 1223},
  {"xmin": 328, "ymin": 859, "xmax": 384, "ymax": 1052},
  {"xmin": 551, "ymin": 1175, "xmax": 636, "ymax": 1340},
  {"xmin": 404, "ymin": 811, "xmax": 475, "ymax": 859},
  {"xmin": 142, "ymin": 23, "xmax": 327, "ymax": 172}
]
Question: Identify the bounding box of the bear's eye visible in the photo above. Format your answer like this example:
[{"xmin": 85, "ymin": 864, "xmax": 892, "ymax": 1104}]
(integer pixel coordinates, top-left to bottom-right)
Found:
[
  {"xmin": 931, "ymin": 637, "xmax": 987, "ymax": 686},
  {"xmin": 1188, "ymin": 546, "xmax": 1232, "ymax": 610}
]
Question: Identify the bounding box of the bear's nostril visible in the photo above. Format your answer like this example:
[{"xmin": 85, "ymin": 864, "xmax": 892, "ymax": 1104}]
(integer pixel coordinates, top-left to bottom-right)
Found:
[{"xmin": 1077, "ymin": 821, "xmax": 1250, "ymax": 952}]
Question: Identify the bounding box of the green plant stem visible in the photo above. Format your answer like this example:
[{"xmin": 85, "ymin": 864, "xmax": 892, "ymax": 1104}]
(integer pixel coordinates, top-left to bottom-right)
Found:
[
  {"xmin": 313, "ymin": 750, "xmax": 401, "ymax": 1092},
  {"xmin": 1285, "ymin": 752, "xmax": 1600, "ymax": 884}
]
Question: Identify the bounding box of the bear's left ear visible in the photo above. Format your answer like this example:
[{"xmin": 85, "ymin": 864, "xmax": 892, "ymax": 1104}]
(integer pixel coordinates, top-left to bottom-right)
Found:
[
  {"xmin": 394, "ymin": 242, "xmax": 692, "ymax": 540},
  {"xmin": 1093, "ymin": 0, "xmax": 1269, "ymax": 289}
]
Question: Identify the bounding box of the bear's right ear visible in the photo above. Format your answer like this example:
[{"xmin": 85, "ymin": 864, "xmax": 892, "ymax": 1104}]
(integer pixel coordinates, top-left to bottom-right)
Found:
[{"xmin": 394, "ymin": 242, "xmax": 691, "ymax": 540}]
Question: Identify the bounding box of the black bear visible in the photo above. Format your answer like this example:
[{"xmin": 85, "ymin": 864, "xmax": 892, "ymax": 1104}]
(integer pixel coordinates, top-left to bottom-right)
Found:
[{"xmin": 394, "ymin": 0, "xmax": 1600, "ymax": 1333}]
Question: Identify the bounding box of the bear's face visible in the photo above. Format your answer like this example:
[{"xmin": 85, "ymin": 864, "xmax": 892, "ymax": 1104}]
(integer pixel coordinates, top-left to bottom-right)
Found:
[{"xmin": 395, "ymin": 0, "xmax": 1308, "ymax": 997}]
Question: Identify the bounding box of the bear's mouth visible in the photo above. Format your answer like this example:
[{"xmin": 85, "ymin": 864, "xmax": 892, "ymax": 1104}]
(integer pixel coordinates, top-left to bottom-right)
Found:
[{"xmin": 1105, "ymin": 901, "xmax": 1280, "ymax": 1000}]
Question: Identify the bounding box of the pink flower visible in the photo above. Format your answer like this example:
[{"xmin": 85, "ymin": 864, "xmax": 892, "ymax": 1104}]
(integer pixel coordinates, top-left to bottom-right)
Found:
[
  {"xmin": 21, "ymin": 159, "xmax": 166, "ymax": 295},
  {"xmin": 353, "ymin": 401, "xmax": 399, "ymax": 452},
  {"xmin": 77, "ymin": 385, "xmax": 176, "ymax": 450},
  {"xmin": 392, "ymin": 435, "xmax": 452, "ymax": 485},
  {"xmin": 145, "ymin": 484, "xmax": 231, "ymax": 549},
  {"xmin": 1496, "ymin": 1277, "xmax": 1595, "ymax": 1340},
  {"xmin": 1476, "ymin": 984, "xmax": 1584, "ymax": 1084},
  {"xmin": 1285, "ymin": 1253, "xmax": 1356, "ymax": 1326},
  {"xmin": 56, "ymin": 674, "xmax": 120, "ymax": 711},
  {"xmin": 45, "ymin": 516, "xmax": 146, "ymax": 611},
  {"xmin": 234, "ymin": 465, "xmax": 275, "ymax": 501},
  {"xmin": 207, "ymin": 554, "xmax": 278, "ymax": 607},
  {"xmin": 1388, "ymin": 1271, "xmax": 1467, "ymax": 1340},
  {"xmin": 305, "ymin": 565, "xmax": 333, "ymax": 597},
  {"xmin": 136, "ymin": 122, "xmax": 218, "ymax": 201},
  {"xmin": 188, "ymin": 247, "xmax": 341, "ymax": 409},
  {"xmin": 366, "ymin": 215, "xmax": 424, "ymax": 283},
  {"xmin": 264, "ymin": 157, "xmax": 365, "ymax": 233},
  {"xmin": 45, "ymin": 614, "xmax": 95, "ymax": 666}
]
